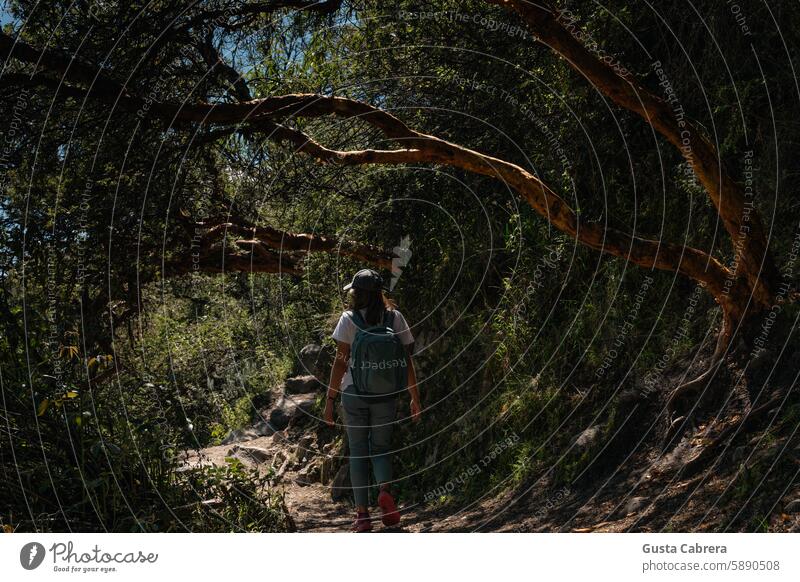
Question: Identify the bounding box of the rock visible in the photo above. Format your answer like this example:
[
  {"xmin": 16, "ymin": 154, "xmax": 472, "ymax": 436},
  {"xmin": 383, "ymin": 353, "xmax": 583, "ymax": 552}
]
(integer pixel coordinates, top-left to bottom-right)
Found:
[
  {"xmin": 250, "ymin": 391, "xmax": 273, "ymax": 412},
  {"xmin": 252, "ymin": 420, "xmax": 276, "ymax": 437},
  {"xmin": 784, "ymin": 499, "xmax": 800, "ymax": 513},
  {"xmin": 175, "ymin": 458, "xmax": 213, "ymax": 473},
  {"xmin": 320, "ymin": 457, "xmax": 333, "ymax": 485},
  {"xmin": 221, "ymin": 427, "xmax": 260, "ymax": 445},
  {"xmin": 275, "ymin": 457, "xmax": 291, "ymax": 482},
  {"xmin": 574, "ymin": 425, "xmax": 601, "ymax": 449},
  {"xmin": 284, "ymin": 375, "xmax": 323, "ymax": 395},
  {"xmin": 220, "ymin": 419, "xmax": 275, "ymax": 445},
  {"xmin": 295, "ymin": 461, "xmax": 321, "ymax": 486},
  {"xmin": 622, "ymin": 496, "xmax": 649, "ymax": 516},
  {"xmin": 229, "ymin": 444, "xmax": 271, "ymax": 464},
  {"xmin": 293, "ymin": 434, "xmax": 316, "ymax": 464},
  {"xmin": 295, "ymin": 343, "xmax": 334, "ymax": 381},
  {"xmin": 330, "ymin": 463, "xmax": 351, "ymax": 502},
  {"xmin": 268, "ymin": 393, "xmax": 317, "ymax": 430}
]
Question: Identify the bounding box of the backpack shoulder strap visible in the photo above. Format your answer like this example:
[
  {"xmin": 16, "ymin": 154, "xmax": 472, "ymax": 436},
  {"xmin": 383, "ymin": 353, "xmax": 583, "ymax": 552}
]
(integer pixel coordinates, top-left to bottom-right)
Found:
[{"xmin": 383, "ymin": 309, "xmax": 395, "ymax": 328}]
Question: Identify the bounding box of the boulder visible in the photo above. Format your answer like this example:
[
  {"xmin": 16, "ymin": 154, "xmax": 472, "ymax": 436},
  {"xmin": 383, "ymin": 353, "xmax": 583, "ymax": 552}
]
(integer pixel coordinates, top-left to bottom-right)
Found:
[
  {"xmin": 295, "ymin": 343, "xmax": 334, "ymax": 381},
  {"xmin": 228, "ymin": 444, "xmax": 271, "ymax": 464},
  {"xmin": 252, "ymin": 420, "xmax": 276, "ymax": 437},
  {"xmin": 221, "ymin": 427, "xmax": 260, "ymax": 445},
  {"xmin": 284, "ymin": 375, "xmax": 323, "ymax": 395},
  {"xmin": 268, "ymin": 393, "xmax": 318, "ymax": 431},
  {"xmin": 220, "ymin": 419, "xmax": 274, "ymax": 445},
  {"xmin": 621, "ymin": 496, "xmax": 649, "ymax": 516},
  {"xmin": 574, "ymin": 425, "xmax": 602, "ymax": 449},
  {"xmin": 294, "ymin": 460, "xmax": 322, "ymax": 486}
]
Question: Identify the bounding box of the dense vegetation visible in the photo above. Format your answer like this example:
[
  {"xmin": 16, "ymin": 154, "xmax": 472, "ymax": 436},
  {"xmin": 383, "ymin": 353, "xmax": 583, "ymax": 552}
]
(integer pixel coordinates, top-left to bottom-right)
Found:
[{"xmin": 1, "ymin": 1, "xmax": 798, "ymax": 532}]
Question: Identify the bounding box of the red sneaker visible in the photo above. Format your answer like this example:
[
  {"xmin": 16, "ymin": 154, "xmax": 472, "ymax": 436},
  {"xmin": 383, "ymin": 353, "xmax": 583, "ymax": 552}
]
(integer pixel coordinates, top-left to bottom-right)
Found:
[
  {"xmin": 377, "ymin": 487, "xmax": 401, "ymax": 527},
  {"xmin": 352, "ymin": 511, "xmax": 371, "ymax": 533}
]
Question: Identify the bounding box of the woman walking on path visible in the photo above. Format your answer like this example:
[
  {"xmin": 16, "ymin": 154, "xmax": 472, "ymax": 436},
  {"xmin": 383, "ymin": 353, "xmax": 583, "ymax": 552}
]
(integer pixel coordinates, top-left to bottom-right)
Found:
[{"xmin": 324, "ymin": 268, "xmax": 422, "ymax": 532}]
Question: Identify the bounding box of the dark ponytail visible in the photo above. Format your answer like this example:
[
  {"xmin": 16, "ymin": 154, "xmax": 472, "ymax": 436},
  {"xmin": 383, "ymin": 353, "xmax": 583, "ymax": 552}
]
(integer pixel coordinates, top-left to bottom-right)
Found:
[{"xmin": 348, "ymin": 287, "xmax": 396, "ymax": 325}]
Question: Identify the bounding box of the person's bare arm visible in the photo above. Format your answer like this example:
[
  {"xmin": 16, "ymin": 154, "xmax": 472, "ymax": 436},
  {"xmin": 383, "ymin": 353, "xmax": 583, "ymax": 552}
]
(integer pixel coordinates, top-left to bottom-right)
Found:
[
  {"xmin": 324, "ymin": 341, "xmax": 350, "ymax": 426},
  {"xmin": 406, "ymin": 344, "xmax": 422, "ymax": 422}
]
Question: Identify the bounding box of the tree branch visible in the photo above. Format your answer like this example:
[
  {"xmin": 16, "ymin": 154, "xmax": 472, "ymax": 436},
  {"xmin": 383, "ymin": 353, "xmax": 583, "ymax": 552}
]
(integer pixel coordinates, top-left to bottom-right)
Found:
[
  {"xmin": 1, "ymin": 30, "xmax": 743, "ymax": 311},
  {"xmin": 197, "ymin": 218, "xmax": 395, "ymax": 269},
  {"xmin": 197, "ymin": 31, "xmax": 252, "ymax": 101},
  {"xmin": 484, "ymin": 0, "xmax": 777, "ymax": 303},
  {"xmin": 259, "ymin": 120, "xmax": 737, "ymax": 305}
]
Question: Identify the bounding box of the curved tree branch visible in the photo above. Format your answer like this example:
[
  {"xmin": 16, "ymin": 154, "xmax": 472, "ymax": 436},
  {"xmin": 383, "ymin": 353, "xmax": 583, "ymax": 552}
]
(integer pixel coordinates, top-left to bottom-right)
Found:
[
  {"xmin": 484, "ymin": 0, "xmax": 777, "ymax": 306},
  {"xmin": 163, "ymin": 214, "xmax": 394, "ymax": 278},
  {"xmin": 1, "ymin": 29, "xmax": 746, "ymax": 315},
  {"xmin": 254, "ymin": 118, "xmax": 738, "ymax": 309}
]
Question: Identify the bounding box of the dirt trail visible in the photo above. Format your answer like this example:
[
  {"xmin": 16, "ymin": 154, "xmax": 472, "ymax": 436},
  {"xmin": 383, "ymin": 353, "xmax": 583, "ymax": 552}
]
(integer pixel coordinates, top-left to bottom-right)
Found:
[
  {"xmin": 181, "ymin": 431, "xmax": 434, "ymax": 532},
  {"xmin": 181, "ymin": 420, "xmax": 800, "ymax": 533},
  {"xmin": 180, "ymin": 371, "xmax": 800, "ymax": 533},
  {"xmin": 179, "ymin": 423, "xmax": 662, "ymax": 533}
]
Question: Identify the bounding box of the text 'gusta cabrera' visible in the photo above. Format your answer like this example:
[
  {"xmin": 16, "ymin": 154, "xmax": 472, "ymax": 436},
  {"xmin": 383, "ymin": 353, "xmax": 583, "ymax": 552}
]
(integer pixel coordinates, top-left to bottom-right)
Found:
[{"xmin": 643, "ymin": 544, "xmax": 727, "ymax": 554}]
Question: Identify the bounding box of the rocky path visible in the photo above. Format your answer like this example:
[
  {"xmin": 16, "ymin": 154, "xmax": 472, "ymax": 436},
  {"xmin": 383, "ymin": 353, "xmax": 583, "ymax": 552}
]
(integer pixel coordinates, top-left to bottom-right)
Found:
[
  {"xmin": 179, "ymin": 346, "xmax": 800, "ymax": 533},
  {"xmin": 181, "ymin": 422, "xmax": 438, "ymax": 532},
  {"xmin": 177, "ymin": 344, "xmax": 533, "ymax": 532},
  {"xmin": 179, "ymin": 365, "xmax": 437, "ymax": 532},
  {"xmin": 180, "ymin": 406, "xmax": 800, "ymax": 533}
]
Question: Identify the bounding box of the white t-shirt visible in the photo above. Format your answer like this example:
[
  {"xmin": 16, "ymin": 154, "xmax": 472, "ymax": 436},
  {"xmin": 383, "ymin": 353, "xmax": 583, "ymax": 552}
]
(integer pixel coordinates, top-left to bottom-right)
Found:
[{"xmin": 331, "ymin": 308, "xmax": 414, "ymax": 389}]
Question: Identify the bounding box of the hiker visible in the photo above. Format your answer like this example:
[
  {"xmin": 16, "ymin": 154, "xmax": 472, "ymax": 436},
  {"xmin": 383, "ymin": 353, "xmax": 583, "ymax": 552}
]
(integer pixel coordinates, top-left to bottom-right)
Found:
[{"xmin": 324, "ymin": 268, "xmax": 422, "ymax": 532}]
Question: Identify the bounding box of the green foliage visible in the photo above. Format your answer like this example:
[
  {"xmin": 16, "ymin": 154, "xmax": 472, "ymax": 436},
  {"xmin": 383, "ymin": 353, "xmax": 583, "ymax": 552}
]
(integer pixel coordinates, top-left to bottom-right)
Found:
[
  {"xmin": 2, "ymin": 0, "xmax": 799, "ymax": 532},
  {"xmin": 178, "ymin": 459, "xmax": 293, "ymax": 533}
]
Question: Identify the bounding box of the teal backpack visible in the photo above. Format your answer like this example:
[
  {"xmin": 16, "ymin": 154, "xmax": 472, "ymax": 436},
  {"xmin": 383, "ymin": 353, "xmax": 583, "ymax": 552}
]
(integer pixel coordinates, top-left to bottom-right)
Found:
[{"xmin": 350, "ymin": 309, "xmax": 408, "ymax": 399}]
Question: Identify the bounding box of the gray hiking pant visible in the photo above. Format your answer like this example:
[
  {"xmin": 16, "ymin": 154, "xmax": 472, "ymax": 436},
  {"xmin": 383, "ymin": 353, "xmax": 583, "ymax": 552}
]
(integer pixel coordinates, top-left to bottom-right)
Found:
[{"xmin": 341, "ymin": 384, "xmax": 397, "ymax": 507}]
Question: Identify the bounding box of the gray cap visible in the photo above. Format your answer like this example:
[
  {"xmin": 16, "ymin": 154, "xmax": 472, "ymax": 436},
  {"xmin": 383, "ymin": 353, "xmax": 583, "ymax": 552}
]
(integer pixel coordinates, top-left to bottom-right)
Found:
[{"xmin": 343, "ymin": 268, "xmax": 388, "ymax": 292}]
